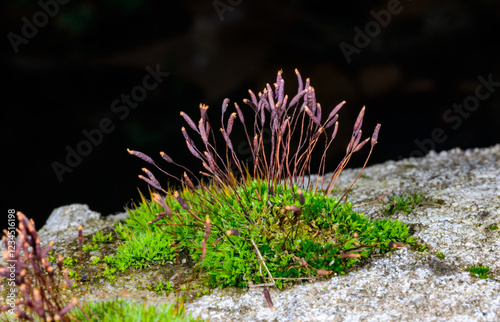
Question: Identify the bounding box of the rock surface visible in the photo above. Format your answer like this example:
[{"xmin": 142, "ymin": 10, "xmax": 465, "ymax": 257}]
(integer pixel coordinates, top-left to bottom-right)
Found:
[
  {"xmin": 186, "ymin": 144, "xmax": 500, "ymax": 321},
  {"xmin": 5, "ymin": 145, "xmax": 500, "ymax": 321}
]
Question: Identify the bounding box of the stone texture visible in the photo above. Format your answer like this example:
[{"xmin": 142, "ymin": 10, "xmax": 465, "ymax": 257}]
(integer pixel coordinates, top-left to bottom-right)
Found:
[
  {"xmin": 187, "ymin": 144, "xmax": 500, "ymax": 321},
  {"xmin": 35, "ymin": 204, "xmax": 127, "ymax": 252},
  {"xmin": 41, "ymin": 204, "xmax": 101, "ymax": 235}
]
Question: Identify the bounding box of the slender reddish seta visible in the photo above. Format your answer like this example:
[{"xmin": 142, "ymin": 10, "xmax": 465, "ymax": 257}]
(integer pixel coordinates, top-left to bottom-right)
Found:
[
  {"xmin": 297, "ymin": 189, "xmax": 305, "ymax": 205},
  {"xmin": 339, "ymin": 253, "xmax": 362, "ymax": 258},
  {"xmin": 388, "ymin": 242, "xmax": 404, "ymax": 248},
  {"xmin": 41, "ymin": 241, "xmax": 53, "ymax": 258},
  {"xmin": 201, "ymin": 215, "xmax": 211, "ymax": 260},
  {"xmin": 263, "ymin": 287, "xmax": 274, "ymax": 312},
  {"xmin": 56, "ymin": 298, "xmax": 78, "ymax": 317},
  {"xmin": 78, "ymin": 225, "xmax": 83, "ymax": 246},
  {"xmin": 63, "ymin": 269, "xmax": 72, "ymax": 288},
  {"xmin": 316, "ymin": 269, "xmax": 333, "ymax": 276}
]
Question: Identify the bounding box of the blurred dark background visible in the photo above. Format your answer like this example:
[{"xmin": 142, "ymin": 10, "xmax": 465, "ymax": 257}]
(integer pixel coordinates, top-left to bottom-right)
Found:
[{"xmin": 3, "ymin": 0, "xmax": 500, "ymax": 231}]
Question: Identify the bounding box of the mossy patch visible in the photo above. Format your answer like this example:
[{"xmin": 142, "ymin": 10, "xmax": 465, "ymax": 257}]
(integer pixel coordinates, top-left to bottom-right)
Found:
[
  {"xmin": 103, "ymin": 180, "xmax": 413, "ymax": 290},
  {"xmin": 385, "ymin": 192, "xmax": 424, "ymax": 215},
  {"xmin": 71, "ymin": 299, "xmax": 200, "ymax": 322},
  {"xmin": 468, "ymin": 264, "xmax": 489, "ymax": 279}
]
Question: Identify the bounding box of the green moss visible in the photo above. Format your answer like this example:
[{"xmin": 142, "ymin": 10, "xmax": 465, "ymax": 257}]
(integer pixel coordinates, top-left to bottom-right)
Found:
[
  {"xmin": 62, "ymin": 257, "xmax": 78, "ymax": 267},
  {"xmin": 91, "ymin": 256, "xmax": 101, "ymax": 265},
  {"xmin": 437, "ymin": 252, "xmax": 445, "ymax": 259},
  {"xmin": 46, "ymin": 251, "xmax": 56, "ymax": 263},
  {"xmin": 110, "ymin": 180, "xmax": 412, "ymax": 290},
  {"xmin": 67, "ymin": 269, "xmax": 80, "ymax": 281},
  {"xmin": 92, "ymin": 231, "xmax": 114, "ymax": 243},
  {"xmin": 83, "ymin": 244, "xmax": 101, "ymax": 251},
  {"xmin": 148, "ymin": 281, "xmax": 174, "ymax": 293},
  {"xmin": 71, "ymin": 299, "xmax": 200, "ymax": 322},
  {"xmin": 468, "ymin": 264, "xmax": 489, "ymax": 279},
  {"xmin": 386, "ymin": 192, "xmax": 424, "ymax": 215},
  {"xmin": 405, "ymin": 237, "xmax": 416, "ymax": 245},
  {"xmin": 415, "ymin": 244, "xmax": 428, "ymax": 252},
  {"xmin": 102, "ymin": 267, "xmax": 117, "ymax": 281}
]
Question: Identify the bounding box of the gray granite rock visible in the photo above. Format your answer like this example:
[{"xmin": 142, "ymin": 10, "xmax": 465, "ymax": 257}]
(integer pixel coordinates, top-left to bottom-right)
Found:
[
  {"xmin": 36, "ymin": 204, "xmax": 127, "ymax": 246},
  {"xmin": 41, "ymin": 204, "xmax": 101, "ymax": 235},
  {"xmin": 186, "ymin": 145, "xmax": 500, "ymax": 321}
]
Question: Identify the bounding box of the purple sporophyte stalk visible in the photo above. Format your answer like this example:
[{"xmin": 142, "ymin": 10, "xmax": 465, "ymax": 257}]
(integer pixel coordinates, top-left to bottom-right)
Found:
[
  {"xmin": 0, "ymin": 212, "xmax": 78, "ymax": 321},
  {"xmin": 128, "ymin": 69, "xmax": 380, "ymax": 199}
]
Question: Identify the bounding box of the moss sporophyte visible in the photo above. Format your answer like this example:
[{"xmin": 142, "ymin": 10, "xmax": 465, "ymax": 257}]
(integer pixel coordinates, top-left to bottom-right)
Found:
[{"xmin": 124, "ymin": 70, "xmax": 412, "ymax": 296}]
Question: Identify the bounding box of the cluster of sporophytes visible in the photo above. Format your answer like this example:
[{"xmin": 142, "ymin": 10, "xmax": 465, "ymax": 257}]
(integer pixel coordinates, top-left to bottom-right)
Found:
[
  {"xmin": 0, "ymin": 212, "xmax": 78, "ymax": 321},
  {"xmin": 123, "ymin": 69, "xmax": 413, "ymax": 295}
]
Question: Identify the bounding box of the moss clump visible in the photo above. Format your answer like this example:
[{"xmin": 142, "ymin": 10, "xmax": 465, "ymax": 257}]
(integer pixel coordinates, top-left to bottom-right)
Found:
[
  {"xmin": 119, "ymin": 70, "xmax": 411, "ymax": 296},
  {"xmin": 108, "ymin": 180, "xmax": 412, "ymax": 289},
  {"xmin": 72, "ymin": 299, "xmax": 200, "ymax": 322}
]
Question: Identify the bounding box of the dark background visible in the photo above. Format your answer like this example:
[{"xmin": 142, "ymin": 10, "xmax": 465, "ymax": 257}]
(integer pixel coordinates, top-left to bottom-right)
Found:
[{"xmin": 3, "ymin": 0, "xmax": 500, "ymax": 232}]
